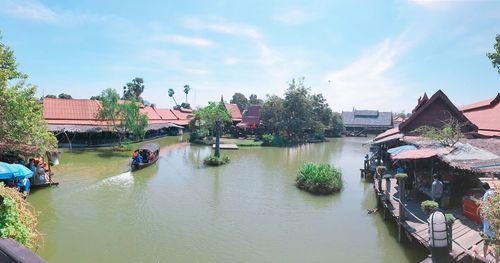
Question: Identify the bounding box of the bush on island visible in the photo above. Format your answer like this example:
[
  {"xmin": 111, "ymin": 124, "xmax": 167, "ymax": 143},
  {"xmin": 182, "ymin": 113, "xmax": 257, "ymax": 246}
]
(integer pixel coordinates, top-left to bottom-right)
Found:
[
  {"xmin": 189, "ymin": 128, "xmax": 210, "ymax": 143},
  {"xmin": 296, "ymin": 163, "xmax": 343, "ymax": 194},
  {"xmin": 421, "ymin": 200, "xmax": 439, "ymax": 215},
  {"xmin": 203, "ymin": 154, "xmax": 230, "ymax": 166}
]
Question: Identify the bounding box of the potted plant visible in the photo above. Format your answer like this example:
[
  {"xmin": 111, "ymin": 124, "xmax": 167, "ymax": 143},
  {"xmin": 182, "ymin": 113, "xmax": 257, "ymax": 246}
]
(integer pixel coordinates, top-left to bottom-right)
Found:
[{"xmin": 421, "ymin": 200, "xmax": 439, "ymax": 215}]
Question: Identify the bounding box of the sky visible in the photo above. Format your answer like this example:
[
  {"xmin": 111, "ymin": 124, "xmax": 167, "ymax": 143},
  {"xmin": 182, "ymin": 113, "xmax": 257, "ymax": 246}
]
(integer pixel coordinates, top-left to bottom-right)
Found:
[{"xmin": 0, "ymin": 0, "xmax": 499, "ymax": 112}]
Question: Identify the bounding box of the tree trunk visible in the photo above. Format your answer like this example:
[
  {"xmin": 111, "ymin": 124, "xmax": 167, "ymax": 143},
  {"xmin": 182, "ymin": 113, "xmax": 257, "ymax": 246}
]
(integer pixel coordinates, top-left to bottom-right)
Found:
[{"xmin": 215, "ymin": 120, "xmax": 221, "ymax": 158}]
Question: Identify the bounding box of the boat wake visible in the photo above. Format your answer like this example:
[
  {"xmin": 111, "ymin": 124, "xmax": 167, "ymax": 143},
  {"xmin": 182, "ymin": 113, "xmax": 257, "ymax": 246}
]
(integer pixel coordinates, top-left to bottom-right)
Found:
[{"xmin": 86, "ymin": 171, "xmax": 134, "ymax": 190}]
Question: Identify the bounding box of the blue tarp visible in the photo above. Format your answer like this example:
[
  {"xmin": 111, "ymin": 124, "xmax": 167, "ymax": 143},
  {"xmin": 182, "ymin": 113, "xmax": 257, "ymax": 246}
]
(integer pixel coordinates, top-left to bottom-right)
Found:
[
  {"xmin": 0, "ymin": 162, "xmax": 33, "ymax": 180},
  {"xmin": 387, "ymin": 145, "xmax": 417, "ymax": 155}
]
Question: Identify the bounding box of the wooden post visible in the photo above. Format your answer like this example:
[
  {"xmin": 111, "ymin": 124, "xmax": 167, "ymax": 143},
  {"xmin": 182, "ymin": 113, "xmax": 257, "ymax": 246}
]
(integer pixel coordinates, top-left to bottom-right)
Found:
[{"xmin": 398, "ymin": 177, "xmax": 406, "ymax": 243}]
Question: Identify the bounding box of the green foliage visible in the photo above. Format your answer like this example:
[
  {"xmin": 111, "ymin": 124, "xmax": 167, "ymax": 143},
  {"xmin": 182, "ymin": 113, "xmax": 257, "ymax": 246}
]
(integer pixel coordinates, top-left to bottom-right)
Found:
[
  {"xmin": 395, "ymin": 173, "xmax": 408, "ymax": 179},
  {"xmin": 487, "ymin": 34, "xmax": 500, "ymax": 74},
  {"xmin": 98, "ymin": 88, "xmax": 149, "ymax": 145},
  {"xmin": 259, "ymin": 78, "xmax": 342, "ymax": 145},
  {"xmin": 230, "ymin": 92, "xmax": 249, "ymax": 112},
  {"xmin": 0, "ymin": 184, "xmax": 39, "ymax": 249},
  {"xmin": 180, "ymin": 102, "xmax": 191, "ymax": 109},
  {"xmin": 0, "ymin": 33, "xmax": 57, "ymax": 154},
  {"xmin": 414, "ymin": 117, "xmax": 465, "ymax": 146},
  {"xmin": 183, "ymin": 84, "xmax": 190, "ymax": 104},
  {"xmin": 196, "ymin": 101, "xmax": 232, "ymax": 130},
  {"xmin": 296, "ymin": 163, "xmax": 343, "ymax": 194},
  {"xmin": 421, "ymin": 200, "xmax": 439, "ymax": 214},
  {"xmin": 203, "ymin": 154, "xmax": 230, "ymax": 166},
  {"xmin": 58, "ymin": 93, "xmax": 72, "ymax": 99},
  {"xmin": 168, "ymin": 88, "xmax": 178, "ymax": 106},
  {"xmin": 249, "ymin": 94, "xmax": 263, "ymax": 105},
  {"xmin": 480, "ymin": 190, "xmax": 499, "ymax": 247},
  {"xmin": 122, "ymin": 77, "xmax": 145, "ymax": 102},
  {"xmin": 445, "ymin": 213, "xmax": 456, "ymax": 225},
  {"xmin": 44, "ymin": 94, "xmax": 57, "ymax": 99},
  {"xmin": 90, "ymin": 95, "xmax": 101, "ymax": 100},
  {"xmin": 189, "ymin": 128, "xmax": 210, "ymax": 142},
  {"xmin": 261, "ymin": 134, "xmax": 274, "ymax": 146}
]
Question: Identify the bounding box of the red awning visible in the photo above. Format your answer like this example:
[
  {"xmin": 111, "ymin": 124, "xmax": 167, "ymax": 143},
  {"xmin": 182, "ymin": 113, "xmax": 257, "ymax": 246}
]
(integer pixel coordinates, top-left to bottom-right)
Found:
[{"xmin": 391, "ymin": 148, "xmax": 438, "ymax": 160}]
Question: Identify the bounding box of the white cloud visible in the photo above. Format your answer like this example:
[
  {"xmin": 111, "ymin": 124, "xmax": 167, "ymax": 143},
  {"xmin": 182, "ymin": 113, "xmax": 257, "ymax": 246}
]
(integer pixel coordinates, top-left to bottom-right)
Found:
[
  {"xmin": 0, "ymin": 0, "xmax": 115, "ymax": 25},
  {"xmin": 2, "ymin": 0, "xmax": 57, "ymax": 22},
  {"xmin": 140, "ymin": 48, "xmax": 210, "ymax": 76},
  {"xmin": 274, "ymin": 8, "xmax": 312, "ymax": 25},
  {"xmin": 407, "ymin": 0, "xmax": 452, "ymax": 9},
  {"xmin": 152, "ymin": 34, "xmax": 215, "ymax": 48},
  {"xmin": 323, "ymin": 34, "xmax": 414, "ymax": 111},
  {"xmin": 223, "ymin": 57, "xmax": 240, "ymax": 65}
]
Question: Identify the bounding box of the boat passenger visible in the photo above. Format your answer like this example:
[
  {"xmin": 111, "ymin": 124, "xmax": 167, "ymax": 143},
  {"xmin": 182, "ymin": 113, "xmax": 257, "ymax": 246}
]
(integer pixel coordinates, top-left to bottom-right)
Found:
[
  {"xmin": 134, "ymin": 154, "xmax": 143, "ymax": 164},
  {"xmin": 28, "ymin": 159, "xmax": 36, "ymax": 173},
  {"xmin": 149, "ymin": 151, "xmax": 155, "ymax": 161},
  {"xmin": 18, "ymin": 176, "xmax": 30, "ymax": 196}
]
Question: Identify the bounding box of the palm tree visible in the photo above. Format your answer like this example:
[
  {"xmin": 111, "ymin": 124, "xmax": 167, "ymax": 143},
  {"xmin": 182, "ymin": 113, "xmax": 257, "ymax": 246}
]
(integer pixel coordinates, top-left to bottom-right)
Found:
[
  {"xmin": 183, "ymin": 84, "xmax": 190, "ymax": 103},
  {"xmin": 168, "ymin": 88, "xmax": 178, "ymax": 106}
]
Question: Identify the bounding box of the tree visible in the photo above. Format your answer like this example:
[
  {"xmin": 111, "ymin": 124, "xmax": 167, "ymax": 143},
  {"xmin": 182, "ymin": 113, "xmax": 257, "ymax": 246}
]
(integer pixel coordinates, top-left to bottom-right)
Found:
[
  {"xmin": 183, "ymin": 84, "xmax": 190, "ymax": 104},
  {"xmin": 260, "ymin": 95, "xmax": 284, "ymax": 134},
  {"xmin": 97, "ymin": 88, "xmax": 148, "ymax": 145},
  {"xmin": 196, "ymin": 101, "xmax": 231, "ymax": 157},
  {"xmin": 283, "ymin": 78, "xmax": 314, "ymax": 142},
  {"xmin": 123, "ymin": 77, "xmax": 145, "ymax": 102},
  {"xmin": 0, "ymin": 33, "xmax": 57, "ymax": 155},
  {"xmin": 90, "ymin": 95, "xmax": 101, "ymax": 100},
  {"xmin": 180, "ymin": 102, "xmax": 191, "ymax": 109},
  {"xmin": 168, "ymin": 88, "xmax": 178, "ymax": 107},
  {"xmin": 487, "ymin": 34, "xmax": 500, "ymax": 74},
  {"xmin": 249, "ymin": 94, "xmax": 263, "ymax": 105},
  {"xmin": 44, "ymin": 94, "xmax": 57, "ymax": 99},
  {"xmin": 58, "ymin": 93, "xmax": 72, "ymax": 99},
  {"xmin": 230, "ymin": 92, "xmax": 249, "ymax": 112},
  {"xmin": 414, "ymin": 117, "xmax": 465, "ymax": 147}
]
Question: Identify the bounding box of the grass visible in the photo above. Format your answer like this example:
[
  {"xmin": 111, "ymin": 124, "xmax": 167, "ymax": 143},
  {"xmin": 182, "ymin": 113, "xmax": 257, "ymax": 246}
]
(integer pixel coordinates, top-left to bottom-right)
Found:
[
  {"xmin": 296, "ymin": 162, "xmax": 343, "ymax": 194},
  {"xmin": 203, "ymin": 154, "xmax": 230, "ymax": 166}
]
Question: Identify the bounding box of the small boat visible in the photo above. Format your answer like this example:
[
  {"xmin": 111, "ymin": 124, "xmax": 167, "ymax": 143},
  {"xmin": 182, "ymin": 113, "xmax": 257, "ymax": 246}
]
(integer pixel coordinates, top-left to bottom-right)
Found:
[{"xmin": 131, "ymin": 143, "xmax": 160, "ymax": 171}]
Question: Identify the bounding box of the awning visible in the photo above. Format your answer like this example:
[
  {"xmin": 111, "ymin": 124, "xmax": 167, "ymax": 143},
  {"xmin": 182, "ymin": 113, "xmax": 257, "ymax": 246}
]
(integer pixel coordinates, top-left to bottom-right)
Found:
[
  {"xmin": 138, "ymin": 143, "xmax": 160, "ymax": 152},
  {"xmin": 391, "ymin": 148, "xmax": 438, "ymax": 160},
  {"xmin": 372, "ymin": 133, "xmax": 403, "ymax": 144},
  {"xmin": 0, "ymin": 162, "xmax": 33, "ymax": 179},
  {"xmin": 388, "ymin": 145, "xmax": 417, "ymax": 155}
]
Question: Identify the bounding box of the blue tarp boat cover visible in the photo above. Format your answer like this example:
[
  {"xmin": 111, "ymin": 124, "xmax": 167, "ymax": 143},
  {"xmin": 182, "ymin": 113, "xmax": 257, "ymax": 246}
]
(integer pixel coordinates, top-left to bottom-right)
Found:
[{"xmin": 0, "ymin": 162, "xmax": 33, "ymax": 180}]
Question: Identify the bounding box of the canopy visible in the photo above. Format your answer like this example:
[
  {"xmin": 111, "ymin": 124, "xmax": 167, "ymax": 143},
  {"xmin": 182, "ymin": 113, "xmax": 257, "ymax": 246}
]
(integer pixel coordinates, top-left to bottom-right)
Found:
[
  {"xmin": 391, "ymin": 148, "xmax": 438, "ymax": 160},
  {"xmin": 388, "ymin": 145, "xmax": 417, "ymax": 155},
  {"xmin": 138, "ymin": 143, "xmax": 160, "ymax": 152},
  {"xmin": 10, "ymin": 164, "xmax": 34, "ymax": 179},
  {"xmin": 0, "ymin": 162, "xmax": 18, "ymax": 180}
]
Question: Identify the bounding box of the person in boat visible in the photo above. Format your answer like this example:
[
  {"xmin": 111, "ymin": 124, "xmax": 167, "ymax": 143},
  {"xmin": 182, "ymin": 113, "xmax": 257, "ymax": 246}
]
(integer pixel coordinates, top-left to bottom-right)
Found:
[
  {"xmin": 28, "ymin": 159, "xmax": 36, "ymax": 173},
  {"xmin": 149, "ymin": 151, "xmax": 155, "ymax": 162},
  {"xmin": 133, "ymin": 151, "xmax": 143, "ymax": 164},
  {"xmin": 17, "ymin": 176, "xmax": 30, "ymax": 196}
]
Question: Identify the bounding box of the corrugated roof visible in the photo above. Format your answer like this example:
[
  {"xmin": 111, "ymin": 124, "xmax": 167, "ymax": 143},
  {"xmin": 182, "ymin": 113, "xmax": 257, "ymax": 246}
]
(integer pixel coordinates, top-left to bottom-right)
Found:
[
  {"xmin": 44, "ymin": 98, "xmax": 101, "ymax": 120},
  {"xmin": 341, "ymin": 111, "xmax": 392, "ymax": 127},
  {"xmin": 461, "ymin": 94, "xmax": 500, "ymax": 137},
  {"xmin": 154, "ymin": 108, "xmax": 178, "ymax": 120}
]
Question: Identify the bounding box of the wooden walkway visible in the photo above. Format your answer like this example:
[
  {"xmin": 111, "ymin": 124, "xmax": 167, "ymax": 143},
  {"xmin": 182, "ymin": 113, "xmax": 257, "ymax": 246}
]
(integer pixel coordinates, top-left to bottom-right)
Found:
[
  {"xmin": 377, "ymin": 178, "xmax": 496, "ymax": 263},
  {"xmin": 212, "ymin": 144, "xmax": 238, "ymax": 150}
]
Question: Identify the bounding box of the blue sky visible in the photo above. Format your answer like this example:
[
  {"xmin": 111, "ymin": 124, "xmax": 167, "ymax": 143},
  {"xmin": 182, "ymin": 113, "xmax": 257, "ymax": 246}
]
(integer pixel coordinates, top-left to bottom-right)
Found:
[{"xmin": 0, "ymin": 0, "xmax": 499, "ymax": 112}]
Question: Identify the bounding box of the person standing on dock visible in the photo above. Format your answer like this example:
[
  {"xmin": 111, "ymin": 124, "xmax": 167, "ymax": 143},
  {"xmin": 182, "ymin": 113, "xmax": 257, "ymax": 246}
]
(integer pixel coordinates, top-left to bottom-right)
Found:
[
  {"xmin": 431, "ymin": 174, "xmax": 443, "ymax": 207},
  {"xmin": 481, "ymin": 183, "xmax": 497, "ymax": 260}
]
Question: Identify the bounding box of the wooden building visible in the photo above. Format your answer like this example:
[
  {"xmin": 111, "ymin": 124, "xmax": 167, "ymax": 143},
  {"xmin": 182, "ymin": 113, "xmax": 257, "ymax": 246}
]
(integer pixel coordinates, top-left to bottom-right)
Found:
[
  {"xmin": 341, "ymin": 109, "xmax": 393, "ymax": 136},
  {"xmin": 461, "ymin": 93, "xmax": 500, "ymax": 138}
]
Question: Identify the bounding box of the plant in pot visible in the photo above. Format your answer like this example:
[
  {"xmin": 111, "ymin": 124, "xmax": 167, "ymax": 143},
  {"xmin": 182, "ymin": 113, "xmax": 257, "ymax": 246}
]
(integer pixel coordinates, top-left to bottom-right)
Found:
[{"xmin": 421, "ymin": 200, "xmax": 439, "ymax": 215}]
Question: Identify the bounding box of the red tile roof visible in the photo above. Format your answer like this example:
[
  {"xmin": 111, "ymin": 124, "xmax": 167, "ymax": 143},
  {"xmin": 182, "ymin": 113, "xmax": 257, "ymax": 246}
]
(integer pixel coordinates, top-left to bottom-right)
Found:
[
  {"xmin": 374, "ymin": 127, "xmax": 400, "ymax": 141},
  {"xmin": 242, "ymin": 105, "xmax": 262, "ymax": 125},
  {"xmin": 461, "ymin": 94, "xmax": 500, "ymax": 137},
  {"xmin": 43, "ymin": 98, "xmax": 192, "ymax": 127},
  {"xmin": 224, "ymin": 103, "xmax": 242, "ymax": 121}
]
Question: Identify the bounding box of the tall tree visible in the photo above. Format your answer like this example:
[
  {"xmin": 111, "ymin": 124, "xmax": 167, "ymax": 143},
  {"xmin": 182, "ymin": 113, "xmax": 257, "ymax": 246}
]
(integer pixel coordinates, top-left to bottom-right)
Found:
[
  {"xmin": 0, "ymin": 33, "xmax": 57, "ymax": 154},
  {"xmin": 283, "ymin": 78, "xmax": 313, "ymax": 141},
  {"xmin": 183, "ymin": 84, "xmax": 190, "ymax": 104},
  {"xmin": 260, "ymin": 95, "xmax": 284, "ymax": 134},
  {"xmin": 58, "ymin": 93, "xmax": 72, "ymax": 99},
  {"xmin": 249, "ymin": 94, "xmax": 263, "ymax": 105},
  {"xmin": 487, "ymin": 34, "xmax": 500, "ymax": 74},
  {"xmin": 168, "ymin": 88, "xmax": 178, "ymax": 107},
  {"xmin": 123, "ymin": 77, "xmax": 145, "ymax": 102},
  {"xmin": 230, "ymin": 92, "xmax": 249, "ymax": 112},
  {"xmin": 98, "ymin": 88, "xmax": 148, "ymax": 145},
  {"xmin": 196, "ymin": 101, "xmax": 231, "ymax": 157}
]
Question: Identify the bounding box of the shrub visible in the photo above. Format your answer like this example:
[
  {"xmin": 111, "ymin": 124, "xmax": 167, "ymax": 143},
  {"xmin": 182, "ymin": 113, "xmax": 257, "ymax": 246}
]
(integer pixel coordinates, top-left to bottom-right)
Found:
[
  {"xmin": 296, "ymin": 163, "xmax": 343, "ymax": 194},
  {"xmin": 394, "ymin": 173, "xmax": 408, "ymax": 179},
  {"xmin": 445, "ymin": 213, "xmax": 456, "ymax": 225},
  {"xmin": 480, "ymin": 190, "xmax": 499, "ymax": 250},
  {"xmin": 203, "ymin": 154, "xmax": 230, "ymax": 166},
  {"xmin": 421, "ymin": 200, "xmax": 439, "ymax": 215},
  {"xmin": 189, "ymin": 128, "xmax": 209, "ymax": 142},
  {"xmin": 0, "ymin": 183, "xmax": 40, "ymax": 248},
  {"xmin": 262, "ymin": 134, "xmax": 274, "ymax": 146}
]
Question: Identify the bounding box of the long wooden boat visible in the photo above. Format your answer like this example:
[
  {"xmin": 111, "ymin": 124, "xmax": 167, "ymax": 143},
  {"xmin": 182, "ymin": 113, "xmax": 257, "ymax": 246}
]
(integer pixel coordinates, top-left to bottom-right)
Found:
[{"xmin": 131, "ymin": 143, "xmax": 160, "ymax": 171}]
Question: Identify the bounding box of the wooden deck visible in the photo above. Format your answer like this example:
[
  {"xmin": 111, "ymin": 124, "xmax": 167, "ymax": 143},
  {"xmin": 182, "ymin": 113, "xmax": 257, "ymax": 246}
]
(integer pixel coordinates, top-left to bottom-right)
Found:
[
  {"xmin": 212, "ymin": 144, "xmax": 238, "ymax": 150},
  {"xmin": 377, "ymin": 178, "xmax": 496, "ymax": 263}
]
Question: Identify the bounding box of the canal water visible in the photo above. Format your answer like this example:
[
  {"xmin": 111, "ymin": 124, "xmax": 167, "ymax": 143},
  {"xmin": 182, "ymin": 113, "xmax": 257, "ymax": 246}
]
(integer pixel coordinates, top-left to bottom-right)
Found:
[{"xmin": 28, "ymin": 136, "xmax": 427, "ymax": 262}]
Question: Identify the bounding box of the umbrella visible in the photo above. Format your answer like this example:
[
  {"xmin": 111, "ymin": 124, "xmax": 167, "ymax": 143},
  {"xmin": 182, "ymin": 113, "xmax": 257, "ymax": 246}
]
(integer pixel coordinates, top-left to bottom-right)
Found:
[
  {"xmin": 10, "ymin": 164, "xmax": 34, "ymax": 179},
  {"xmin": 388, "ymin": 145, "xmax": 417, "ymax": 155},
  {"xmin": 391, "ymin": 148, "xmax": 438, "ymax": 160},
  {"xmin": 0, "ymin": 162, "xmax": 19, "ymax": 179}
]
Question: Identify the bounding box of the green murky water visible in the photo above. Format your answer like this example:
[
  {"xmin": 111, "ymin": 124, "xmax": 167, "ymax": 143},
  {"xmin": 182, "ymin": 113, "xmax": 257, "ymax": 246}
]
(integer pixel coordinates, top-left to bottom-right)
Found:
[{"xmin": 28, "ymin": 136, "xmax": 427, "ymax": 262}]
